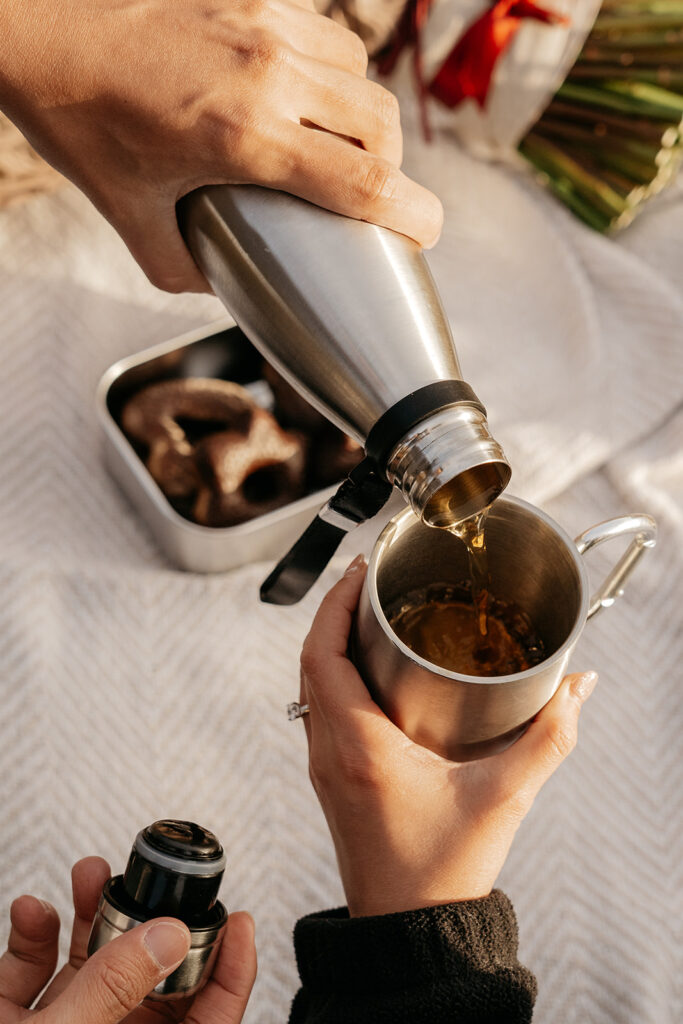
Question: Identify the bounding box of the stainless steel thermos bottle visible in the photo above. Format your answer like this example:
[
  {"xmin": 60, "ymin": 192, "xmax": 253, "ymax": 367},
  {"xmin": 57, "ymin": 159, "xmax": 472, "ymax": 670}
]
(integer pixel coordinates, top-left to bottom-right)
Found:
[{"xmin": 179, "ymin": 186, "xmax": 511, "ymax": 602}]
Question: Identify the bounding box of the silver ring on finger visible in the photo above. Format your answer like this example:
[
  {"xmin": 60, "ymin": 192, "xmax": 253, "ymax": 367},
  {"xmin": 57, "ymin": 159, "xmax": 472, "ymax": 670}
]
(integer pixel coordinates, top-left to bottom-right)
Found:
[{"xmin": 287, "ymin": 701, "xmax": 310, "ymax": 721}]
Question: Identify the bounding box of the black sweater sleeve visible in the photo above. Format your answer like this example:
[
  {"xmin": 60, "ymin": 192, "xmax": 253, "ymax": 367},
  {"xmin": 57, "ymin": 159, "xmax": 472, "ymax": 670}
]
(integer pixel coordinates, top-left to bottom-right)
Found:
[{"xmin": 288, "ymin": 890, "xmax": 537, "ymax": 1024}]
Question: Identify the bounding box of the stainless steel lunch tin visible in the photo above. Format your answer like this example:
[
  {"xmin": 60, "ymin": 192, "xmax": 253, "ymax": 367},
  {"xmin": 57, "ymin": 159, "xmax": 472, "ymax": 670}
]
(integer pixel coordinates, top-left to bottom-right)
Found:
[{"xmin": 96, "ymin": 318, "xmax": 339, "ymax": 573}]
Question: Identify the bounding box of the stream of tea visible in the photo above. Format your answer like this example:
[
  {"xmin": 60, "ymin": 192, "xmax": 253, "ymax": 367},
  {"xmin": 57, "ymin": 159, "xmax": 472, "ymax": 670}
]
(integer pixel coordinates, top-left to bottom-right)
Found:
[
  {"xmin": 389, "ymin": 509, "xmax": 545, "ymax": 677},
  {"xmin": 448, "ymin": 509, "xmax": 490, "ymax": 638}
]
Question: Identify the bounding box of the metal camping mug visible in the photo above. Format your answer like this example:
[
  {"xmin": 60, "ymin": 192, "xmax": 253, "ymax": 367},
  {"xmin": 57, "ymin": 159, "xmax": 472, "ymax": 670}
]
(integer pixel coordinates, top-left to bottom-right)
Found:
[{"xmin": 352, "ymin": 496, "xmax": 656, "ymax": 761}]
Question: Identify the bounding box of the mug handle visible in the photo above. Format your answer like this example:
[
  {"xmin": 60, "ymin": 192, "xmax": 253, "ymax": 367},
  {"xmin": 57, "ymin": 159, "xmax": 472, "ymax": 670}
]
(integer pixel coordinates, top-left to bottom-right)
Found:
[{"xmin": 574, "ymin": 514, "xmax": 657, "ymax": 620}]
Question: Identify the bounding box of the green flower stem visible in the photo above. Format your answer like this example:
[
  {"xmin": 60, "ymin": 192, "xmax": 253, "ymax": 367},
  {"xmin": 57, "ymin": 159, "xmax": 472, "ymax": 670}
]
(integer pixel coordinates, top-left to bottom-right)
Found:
[
  {"xmin": 598, "ymin": 0, "xmax": 683, "ymax": 12},
  {"xmin": 521, "ymin": 150, "xmax": 614, "ymax": 231},
  {"xmin": 592, "ymin": 166, "xmax": 648, "ymax": 205},
  {"xmin": 599, "ymin": 1, "xmax": 683, "ymax": 8},
  {"xmin": 593, "ymin": 15, "xmax": 683, "ymax": 33},
  {"xmin": 545, "ymin": 98, "xmax": 679, "ymax": 142},
  {"xmin": 599, "ymin": 1, "xmax": 683, "ymax": 11},
  {"xmin": 603, "ymin": 79, "xmax": 683, "ymax": 115},
  {"xmin": 581, "ymin": 45, "xmax": 683, "ymax": 64},
  {"xmin": 544, "ymin": 177, "xmax": 614, "ymax": 231},
  {"xmin": 532, "ymin": 127, "xmax": 650, "ymax": 204},
  {"xmin": 520, "ymin": 133, "xmax": 628, "ymax": 219},
  {"xmin": 583, "ymin": 143, "xmax": 670, "ymax": 184},
  {"xmin": 587, "ymin": 29, "xmax": 683, "ymax": 49},
  {"xmin": 558, "ymin": 80, "xmax": 683, "ymax": 121},
  {"xmin": 532, "ymin": 129, "xmax": 656, "ymax": 187},
  {"xmin": 569, "ymin": 64, "xmax": 683, "ymax": 89},
  {"xmin": 534, "ymin": 117, "xmax": 668, "ymax": 163}
]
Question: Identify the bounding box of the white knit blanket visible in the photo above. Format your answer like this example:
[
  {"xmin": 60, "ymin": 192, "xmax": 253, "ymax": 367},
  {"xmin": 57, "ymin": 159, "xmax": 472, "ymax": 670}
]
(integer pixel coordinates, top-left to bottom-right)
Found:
[{"xmin": 0, "ymin": 95, "xmax": 681, "ymax": 1022}]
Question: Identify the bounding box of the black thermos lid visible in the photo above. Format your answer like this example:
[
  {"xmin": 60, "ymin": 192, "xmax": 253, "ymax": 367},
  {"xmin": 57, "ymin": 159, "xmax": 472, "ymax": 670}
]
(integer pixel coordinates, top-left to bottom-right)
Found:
[{"xmin": 122, "ymin": 820, "xmax": 226, "ymax": 922}]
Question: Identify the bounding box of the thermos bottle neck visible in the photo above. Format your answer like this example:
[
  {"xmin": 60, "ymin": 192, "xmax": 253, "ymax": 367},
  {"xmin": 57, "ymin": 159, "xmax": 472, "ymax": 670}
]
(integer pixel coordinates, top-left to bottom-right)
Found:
[{"xmin": 387, "ymin": 405, "xmax": 511, "ymax": 527}]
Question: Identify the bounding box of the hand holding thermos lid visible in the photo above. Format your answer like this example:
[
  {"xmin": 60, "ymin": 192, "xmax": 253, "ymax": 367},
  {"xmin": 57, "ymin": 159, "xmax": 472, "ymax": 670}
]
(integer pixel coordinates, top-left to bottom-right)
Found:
[
  {"xmin": 87, "ymin": 820, "xmax": 230, "ymax": 1002},
  {"xmin": 0, "ymin": 822, "xmax": 256, "ymax": 1024}
]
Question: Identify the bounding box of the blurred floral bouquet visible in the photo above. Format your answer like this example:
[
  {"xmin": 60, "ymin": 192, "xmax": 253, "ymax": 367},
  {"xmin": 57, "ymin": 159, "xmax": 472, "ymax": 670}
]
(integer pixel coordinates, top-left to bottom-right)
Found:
[
  {"xmin": 520, "ymin": 1, "xmax": 683, "ymax": 231},
  {"xmin": 367, "ymin": 0, "xmax": 681, "ymax": 231}
]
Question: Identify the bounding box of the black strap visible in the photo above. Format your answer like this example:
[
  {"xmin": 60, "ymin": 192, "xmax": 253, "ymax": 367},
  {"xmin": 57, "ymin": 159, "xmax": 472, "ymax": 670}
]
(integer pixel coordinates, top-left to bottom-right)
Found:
[
  {"xmin": 365, "ymin": 380, "xmax": 485, "ymax": 472},
  {"xmin": 259, "ymin": 459, "xmax": 392, "ymax": 605}
]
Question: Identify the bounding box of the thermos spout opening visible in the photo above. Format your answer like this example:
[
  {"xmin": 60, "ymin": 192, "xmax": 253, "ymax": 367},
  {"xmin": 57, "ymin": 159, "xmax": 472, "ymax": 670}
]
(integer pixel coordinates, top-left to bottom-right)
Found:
[
  {"xmin": 386, "ymin": 405, "xmax": 511, "ymax": 528},
  {"xmin": 423, "ymin": 461, "xmax": 511, "ymax": 527}
]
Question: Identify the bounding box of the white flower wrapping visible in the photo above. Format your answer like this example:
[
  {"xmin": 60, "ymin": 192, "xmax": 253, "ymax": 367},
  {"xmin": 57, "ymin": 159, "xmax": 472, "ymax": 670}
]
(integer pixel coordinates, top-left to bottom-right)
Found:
[{"xmin": 420, "ymin": 0, "xmax": 603, "ymax": 157}]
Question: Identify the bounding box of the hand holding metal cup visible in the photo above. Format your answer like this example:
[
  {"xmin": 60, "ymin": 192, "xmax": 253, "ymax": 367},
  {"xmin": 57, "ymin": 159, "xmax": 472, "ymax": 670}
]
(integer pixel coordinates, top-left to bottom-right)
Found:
[{"xmin": 352, "ymin": 496, "xmax": 656, "ymax": 762}]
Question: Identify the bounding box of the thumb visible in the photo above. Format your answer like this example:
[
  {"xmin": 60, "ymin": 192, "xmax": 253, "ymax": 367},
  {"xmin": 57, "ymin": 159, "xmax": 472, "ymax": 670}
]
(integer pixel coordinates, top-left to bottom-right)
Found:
[
  {"xmin": 107, "ymin": 194, "xmax": 211, "ymax": 295},
  {"xmin": 498, "ymin": 671, "xmax": 598, "ymax": 797},
  {"xmin": 43, "ymin": 918, "xmax": 190, "ymax": 1024},
  {"xmin": 303, "ymin": 555, "xmax": 367, "ymax": 664}
]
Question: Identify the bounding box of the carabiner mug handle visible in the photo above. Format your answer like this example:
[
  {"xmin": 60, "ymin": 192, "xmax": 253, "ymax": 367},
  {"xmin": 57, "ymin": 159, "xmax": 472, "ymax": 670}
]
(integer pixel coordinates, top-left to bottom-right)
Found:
[{"xmin": 574, "ymin": 514, "xmax": 657, "ymax": 620}]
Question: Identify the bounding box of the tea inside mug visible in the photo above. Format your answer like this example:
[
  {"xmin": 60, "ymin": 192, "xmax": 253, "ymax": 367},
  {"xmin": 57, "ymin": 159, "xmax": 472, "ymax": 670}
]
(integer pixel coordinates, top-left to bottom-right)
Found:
[
  {"xmin": 387, "ymin": 582, "xmax": 546, "ymax": 677},
  {"xmin": 389, "ymin": 503, "xmax": 546, "ymax": 677},
  {"xmin": 373, "ymin": 498, "xmax": 585, "ymax": 682}
]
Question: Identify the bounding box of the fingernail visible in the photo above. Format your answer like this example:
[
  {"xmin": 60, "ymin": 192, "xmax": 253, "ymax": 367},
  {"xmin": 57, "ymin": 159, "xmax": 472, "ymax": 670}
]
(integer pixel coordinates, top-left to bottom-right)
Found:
[
  {"xmin": 14, "ymin": 894, "xmax": 52, "ymax": 915},
  {"xmin": 143, "ymin": 922, "xmax": 190, "ymax": 970},
  {"xmin": 570, "ymin": 671, "xmax": 598, "ymax": 701},
  {"xmin": 343, "ymin": 554, "xmax": 366, "ymax": 577}
]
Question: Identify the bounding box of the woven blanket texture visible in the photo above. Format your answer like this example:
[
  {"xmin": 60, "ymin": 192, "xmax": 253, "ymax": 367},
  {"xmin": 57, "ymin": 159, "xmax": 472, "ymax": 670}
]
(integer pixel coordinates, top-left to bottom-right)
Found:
[{"xmin": 0, "ymin": 87, "xmax": 681, "ymax": 1023}]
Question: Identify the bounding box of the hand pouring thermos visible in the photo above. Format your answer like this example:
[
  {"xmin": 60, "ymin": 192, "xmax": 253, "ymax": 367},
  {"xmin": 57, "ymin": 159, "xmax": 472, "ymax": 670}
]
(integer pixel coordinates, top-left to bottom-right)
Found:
[{"xmin": 179, "ymin": 187, "xmax": 511, "ymax": 602}]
